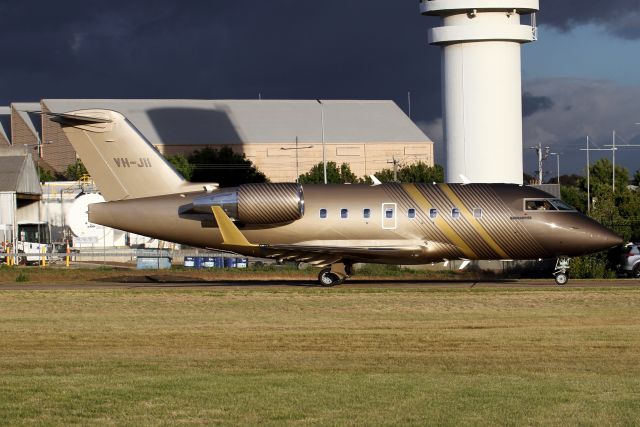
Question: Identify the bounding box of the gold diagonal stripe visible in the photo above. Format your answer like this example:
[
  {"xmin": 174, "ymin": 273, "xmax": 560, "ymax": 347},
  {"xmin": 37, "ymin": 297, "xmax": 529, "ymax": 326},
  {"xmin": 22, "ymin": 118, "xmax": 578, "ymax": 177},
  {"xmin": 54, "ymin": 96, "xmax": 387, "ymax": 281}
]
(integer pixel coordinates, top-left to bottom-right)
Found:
[
  {"xmin": 440, "ymin": 185, "xmax": 510, "ymax": 259},
  {"xmin": 402, "ymin": 184, "xmax": 477, "ymax": 259}
]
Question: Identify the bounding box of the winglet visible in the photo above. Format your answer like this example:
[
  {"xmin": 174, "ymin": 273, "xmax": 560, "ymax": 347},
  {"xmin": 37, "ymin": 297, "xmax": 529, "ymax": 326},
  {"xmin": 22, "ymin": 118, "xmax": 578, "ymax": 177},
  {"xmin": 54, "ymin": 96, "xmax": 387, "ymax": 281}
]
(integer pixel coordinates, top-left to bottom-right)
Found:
[
  {"xmin": 211, "ymin": 206, "xmax": 256, "ymax": 247},
  {"xmin": 459, "ymin": 259, "xmax": 471, "ymax": 270},
  {"xmin": 459, "ymin": 174, "xmax": 472, "ymax": 185},
  {"xmin": 370, "ymin": 175, "xmax": 382, "ymax": 186}
]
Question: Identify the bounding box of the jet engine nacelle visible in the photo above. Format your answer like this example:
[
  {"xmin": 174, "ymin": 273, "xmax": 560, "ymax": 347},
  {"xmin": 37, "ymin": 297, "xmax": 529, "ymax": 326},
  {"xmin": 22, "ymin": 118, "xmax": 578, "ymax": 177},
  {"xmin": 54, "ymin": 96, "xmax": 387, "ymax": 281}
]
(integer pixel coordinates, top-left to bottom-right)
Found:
[{"xmin": 192, "ymin": 183, "xmax": 304, "ymax": 225}]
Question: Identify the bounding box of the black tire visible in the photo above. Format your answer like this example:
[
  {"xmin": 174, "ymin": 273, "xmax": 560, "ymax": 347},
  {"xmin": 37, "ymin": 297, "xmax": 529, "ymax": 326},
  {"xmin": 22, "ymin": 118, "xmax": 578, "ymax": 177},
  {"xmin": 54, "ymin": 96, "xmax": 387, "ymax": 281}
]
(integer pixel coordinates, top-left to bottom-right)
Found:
[
  {"xmin": 554, "ymin": 272, "xmax": 568, "ymax": 286},
  {"xmin": 318, "ymin": 268, "xmax": 342, "ymax": 287},
  {"xmin": 633, "ymin": 264, "xmax": 640, "ymax": 279}
]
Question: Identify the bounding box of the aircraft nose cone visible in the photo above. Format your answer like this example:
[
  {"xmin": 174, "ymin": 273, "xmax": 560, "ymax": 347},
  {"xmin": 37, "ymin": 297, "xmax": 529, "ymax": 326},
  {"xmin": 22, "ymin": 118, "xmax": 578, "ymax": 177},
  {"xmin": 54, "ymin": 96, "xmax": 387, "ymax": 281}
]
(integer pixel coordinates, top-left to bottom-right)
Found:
[
  {"xmin": 597, "ymin": 229, "xmax": 624, "ymax": 248},
  {"xmin": 583, "ymin": 222, "xmax": 623, "ymax": 252}
]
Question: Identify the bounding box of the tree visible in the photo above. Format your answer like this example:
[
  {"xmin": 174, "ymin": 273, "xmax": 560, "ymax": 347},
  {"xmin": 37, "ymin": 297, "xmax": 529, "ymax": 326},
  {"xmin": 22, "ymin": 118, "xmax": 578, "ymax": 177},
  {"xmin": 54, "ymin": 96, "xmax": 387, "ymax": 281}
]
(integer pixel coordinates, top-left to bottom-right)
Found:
[
  {"xmin": 38, "ymin": 168, "xmax": 57, "ymax": 182},
  {"xmin": 580, "ymin": 158, "xmax": 640, "ymax": 241},
  {"xmin": 166, "ymin": 154, "xmax": 194, "ymax": 181},
  {"xmin": 375, "ymin": 162, "xmax": 444, "ymax": 183},
  {"xmin": 188, "ymin": 146, "xmax": 268, "ymax": 187},
  {"xmin": 560, "ymin": 185, "xmax": 586, "ymax": 213},
  {"xmin": 588, "ymin": 158, "xmax": 628, "ymax": 195},
  {"xmin": 298, "ymin": 161, "xmax": 361, "ymax": 184},
  {"xmin": 64, "ymin": 159, "xmax": 89, "ymax": 181},
  {"xmin": 546, "ymin": 174, "xmax": 584, "ymax": 187}
]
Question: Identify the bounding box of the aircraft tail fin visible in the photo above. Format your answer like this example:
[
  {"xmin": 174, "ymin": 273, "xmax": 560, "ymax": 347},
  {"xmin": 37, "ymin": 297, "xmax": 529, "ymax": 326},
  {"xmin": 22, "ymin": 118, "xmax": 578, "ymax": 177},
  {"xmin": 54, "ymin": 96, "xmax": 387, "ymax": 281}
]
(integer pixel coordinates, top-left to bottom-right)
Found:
[{"xmin": 49, "ymin": 109, "xmax": 204, "ymax": 201}]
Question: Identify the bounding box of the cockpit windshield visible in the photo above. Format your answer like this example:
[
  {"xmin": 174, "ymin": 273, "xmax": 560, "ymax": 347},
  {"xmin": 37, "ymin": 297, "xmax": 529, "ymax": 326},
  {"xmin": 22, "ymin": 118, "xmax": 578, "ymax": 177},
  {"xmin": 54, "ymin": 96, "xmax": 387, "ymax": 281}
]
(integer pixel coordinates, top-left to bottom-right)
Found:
[
  {"xmin": 549, "ymin": 199, "xmax": 575, "ymax": 211},
  {"xmin": 524, "ymin": 198, "xmax": 576, "ymax": 212}
]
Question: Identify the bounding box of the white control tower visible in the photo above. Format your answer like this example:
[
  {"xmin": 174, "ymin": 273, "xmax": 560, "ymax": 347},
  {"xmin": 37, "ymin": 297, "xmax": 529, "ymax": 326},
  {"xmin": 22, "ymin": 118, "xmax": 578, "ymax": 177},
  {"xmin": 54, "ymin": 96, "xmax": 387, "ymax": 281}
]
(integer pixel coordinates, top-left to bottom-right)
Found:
[{"xmin": 421, "ymin": 0, "xmax": 539, "ymax": 184}]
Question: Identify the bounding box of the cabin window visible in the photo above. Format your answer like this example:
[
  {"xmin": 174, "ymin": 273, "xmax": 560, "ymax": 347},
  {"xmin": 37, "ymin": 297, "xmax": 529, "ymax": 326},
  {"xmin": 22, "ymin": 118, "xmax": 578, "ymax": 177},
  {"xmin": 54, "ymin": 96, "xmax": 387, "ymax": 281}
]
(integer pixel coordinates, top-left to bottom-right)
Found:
[
  {"xmin": 319, "ymin": 208, "xmax": 327, "ymax": 219},
  {"xmin": 429, "ymin": 208, "xmax": 438, "ymax": 219},
  {"xmin": 408, "ymin": 208, "xmax": 416, "ymax": 219},
  {"xmin": 363, "ymin": 208, "xmax": 371, "ymax": 219},
  {"xmin": 451, "ymin": 208, "xmax": 461, "ymax": 219},
  {"xmin": 473, "ymin": 208, "xmax": 482, "ymax": 219},
  {"xmin": 525, "ymin": 199, "xmax": 558, "ymax": 211},
  {"xmin": 385, "ymin": 208, "xmax": 394, "ymax": 219},
  {"xmin": 341, "ymin": 208, "xmax": 348, "ymax": 219}
]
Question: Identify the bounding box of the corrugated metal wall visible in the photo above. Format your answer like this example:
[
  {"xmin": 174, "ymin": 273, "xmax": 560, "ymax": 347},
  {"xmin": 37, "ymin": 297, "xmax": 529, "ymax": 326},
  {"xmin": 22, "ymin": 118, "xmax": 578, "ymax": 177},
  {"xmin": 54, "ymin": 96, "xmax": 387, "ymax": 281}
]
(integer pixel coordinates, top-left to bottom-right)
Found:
[{"xmin": 0, "ymin": 192, "xmax": 15, "ymax": 243}]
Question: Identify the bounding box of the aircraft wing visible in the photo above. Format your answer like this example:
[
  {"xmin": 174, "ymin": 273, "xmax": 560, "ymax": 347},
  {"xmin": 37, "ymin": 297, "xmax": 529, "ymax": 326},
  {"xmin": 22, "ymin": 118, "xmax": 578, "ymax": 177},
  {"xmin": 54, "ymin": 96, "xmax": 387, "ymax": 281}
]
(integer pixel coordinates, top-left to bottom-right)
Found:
[{"xmin": 256, "ymin": 242, "xmax": 425, "ymax": 266}]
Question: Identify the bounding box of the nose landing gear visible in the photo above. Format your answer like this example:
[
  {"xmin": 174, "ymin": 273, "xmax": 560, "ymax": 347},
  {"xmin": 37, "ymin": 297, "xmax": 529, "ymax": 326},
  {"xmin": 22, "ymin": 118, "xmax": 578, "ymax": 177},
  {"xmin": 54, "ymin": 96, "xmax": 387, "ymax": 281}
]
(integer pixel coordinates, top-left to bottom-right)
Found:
[
  {"xmin": 318, "ymin": 262, "xmax": 352, "ymax": 287},
  {"xmin": 553, "ymin": 257, "xmax": 571, "ymax": 285}
]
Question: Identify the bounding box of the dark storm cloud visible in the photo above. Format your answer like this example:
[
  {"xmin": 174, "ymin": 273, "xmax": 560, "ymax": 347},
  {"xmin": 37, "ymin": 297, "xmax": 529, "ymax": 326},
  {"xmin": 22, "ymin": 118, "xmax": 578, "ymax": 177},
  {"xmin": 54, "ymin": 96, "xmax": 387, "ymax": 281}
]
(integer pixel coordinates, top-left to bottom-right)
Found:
[
  {"xmin": 0, "ymin": 0, "xmax": 443, "ymax": 122},
  {"xmin": 522, "ymin": 92, "xmax": 554, "ymax": 117},
  {"xmin": 522, "ymin": 79, "xmax": 640, "ymax": 176},
  {"xmin": 540, "ymin": 0, "xmax": 640, "ymax": 39}
]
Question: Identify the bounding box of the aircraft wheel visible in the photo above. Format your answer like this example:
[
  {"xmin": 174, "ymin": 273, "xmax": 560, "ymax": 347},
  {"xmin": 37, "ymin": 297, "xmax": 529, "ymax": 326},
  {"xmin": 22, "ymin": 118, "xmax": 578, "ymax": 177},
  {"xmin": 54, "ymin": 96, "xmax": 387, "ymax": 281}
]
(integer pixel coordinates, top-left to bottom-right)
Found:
[
  {"xmin": 318, "ymin": 268, "xmax": 343, "ymax": 287},
  {"xmin": 554, "ymin": 272, "xmax": 568, "ymax": 286},
  {"xmin": 632, "ymin": 265, "xmax": 640, "ymax": 279}
]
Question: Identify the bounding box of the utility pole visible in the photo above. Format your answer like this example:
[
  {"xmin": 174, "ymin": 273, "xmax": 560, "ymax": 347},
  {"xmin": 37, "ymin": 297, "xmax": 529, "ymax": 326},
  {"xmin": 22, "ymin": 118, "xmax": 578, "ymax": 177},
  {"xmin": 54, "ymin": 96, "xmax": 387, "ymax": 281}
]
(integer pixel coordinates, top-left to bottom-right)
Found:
[
  {"xmin": 317, "ymin": 99, "xmax": 327, "ymax": 184},
  {"xmin": 407, "ymin": 91, "xmax": 412, "ymax": 120},
  {"xmin": 581, "ymin": 136, "xmax": 617, "ymax": 212},
  {"xmin": 529, "ymin": 142, "xmax": 550, "ymax": 184},
  {"xmin": 586, "ymin": 136, "xmax": 590, "ymax": 213},
  {"xmin": 280, "ymin": 138, "xmax": 313, "ymax": 183},
  {"xmin": 387, "ymin": 157, "xmax": 401, "ymax": 182},
  {"xmin": 604, "ymin": 131, "xmax": 621, "ymax": 192}
]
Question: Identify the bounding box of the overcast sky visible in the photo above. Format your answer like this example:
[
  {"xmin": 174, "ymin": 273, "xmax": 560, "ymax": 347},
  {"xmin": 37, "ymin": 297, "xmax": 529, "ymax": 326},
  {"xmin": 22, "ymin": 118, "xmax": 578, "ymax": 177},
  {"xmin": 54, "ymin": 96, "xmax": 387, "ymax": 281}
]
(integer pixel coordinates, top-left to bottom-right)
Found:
[{"xmin": 0, "ymin": 0, "xmax": 639, "ymax": 178}]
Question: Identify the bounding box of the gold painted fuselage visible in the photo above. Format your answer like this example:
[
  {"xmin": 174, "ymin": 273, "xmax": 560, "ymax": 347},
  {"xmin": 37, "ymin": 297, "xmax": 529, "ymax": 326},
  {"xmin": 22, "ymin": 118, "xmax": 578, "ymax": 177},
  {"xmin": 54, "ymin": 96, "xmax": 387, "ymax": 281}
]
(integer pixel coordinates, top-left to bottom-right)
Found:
[{"xmin": 89, "ymin": 183, "xmax": 622, "ymax": 266}]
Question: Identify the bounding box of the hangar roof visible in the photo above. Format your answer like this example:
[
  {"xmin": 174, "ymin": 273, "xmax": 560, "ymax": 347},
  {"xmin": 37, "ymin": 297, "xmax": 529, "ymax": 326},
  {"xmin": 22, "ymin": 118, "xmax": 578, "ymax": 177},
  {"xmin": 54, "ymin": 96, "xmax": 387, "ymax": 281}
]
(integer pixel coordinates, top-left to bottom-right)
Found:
[
  {"xmin": 0, "ymin": 148, "xmax": 42, "ymax": 194},
  {"xmin": 42, "ymin": 99, "xmax": 431, "ymax": 146},
  {"xmin": 10, "ymin": 102, "xmax": 42, "ymax": 143},
  {"xmin": 0, "ymin": 107, "xmax": 10, "ymax": 144}
]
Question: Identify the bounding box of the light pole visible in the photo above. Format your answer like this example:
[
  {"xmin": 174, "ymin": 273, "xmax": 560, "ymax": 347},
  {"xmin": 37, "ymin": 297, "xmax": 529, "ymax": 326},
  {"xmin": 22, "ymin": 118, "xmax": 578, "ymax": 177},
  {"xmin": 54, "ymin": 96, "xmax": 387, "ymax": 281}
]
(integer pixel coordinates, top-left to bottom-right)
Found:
[
  {"xmin": 586, "ymin": 136, "xmax": 590, "ymax": 213},
  {"xmin": 550, "ymin": 152, "xmax": 561, "ymax": 185},
  {"xmin": 612, "ymin": 130, "xmax": 616, "ymax": 192},
  {"xmin": 317, "ymin": 99, "xmax": 327, "ymax": 184},
  {"xmin": 280, "ymin": 137, "xmax": 313, "ymax": 183}
]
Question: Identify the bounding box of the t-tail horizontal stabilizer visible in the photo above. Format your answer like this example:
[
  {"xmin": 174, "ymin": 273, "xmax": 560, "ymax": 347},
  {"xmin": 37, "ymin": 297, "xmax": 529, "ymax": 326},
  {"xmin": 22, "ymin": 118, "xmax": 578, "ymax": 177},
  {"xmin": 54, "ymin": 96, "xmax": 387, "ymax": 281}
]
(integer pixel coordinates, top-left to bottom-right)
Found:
[
  {"xmin": 47, "ymin": 112, "xmax": 113, "ymax": 125},
  {"xmin": 49, "ymin": 109, "xmax": 204, "ymax": 201}
]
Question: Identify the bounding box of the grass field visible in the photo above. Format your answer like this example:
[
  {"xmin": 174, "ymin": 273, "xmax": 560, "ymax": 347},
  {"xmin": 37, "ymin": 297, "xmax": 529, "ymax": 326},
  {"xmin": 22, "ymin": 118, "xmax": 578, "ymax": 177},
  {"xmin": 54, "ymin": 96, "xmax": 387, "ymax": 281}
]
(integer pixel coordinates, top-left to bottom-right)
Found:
[{"xmin": 1, "ymin": 285, "xmax": 640, "ymax": 425}]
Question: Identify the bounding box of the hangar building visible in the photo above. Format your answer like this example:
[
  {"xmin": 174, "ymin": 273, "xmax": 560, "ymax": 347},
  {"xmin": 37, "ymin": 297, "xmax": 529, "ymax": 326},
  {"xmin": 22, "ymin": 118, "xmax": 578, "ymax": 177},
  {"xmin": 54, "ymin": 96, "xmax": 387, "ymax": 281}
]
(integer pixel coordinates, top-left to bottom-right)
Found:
[
  {"xmin": 0, "ymin": 146, "xmax": 42, "ymax": 245},
  {"xmin": 40, "ymin": 99, "xmax": 434, "ymax": 182},
  {"xmin": 10, "ymin": 103, "xmax": 41, "ymax": 148},
  {"xmin": 0, "ymin": 107, "xmax": 10, "ymax": 146}
]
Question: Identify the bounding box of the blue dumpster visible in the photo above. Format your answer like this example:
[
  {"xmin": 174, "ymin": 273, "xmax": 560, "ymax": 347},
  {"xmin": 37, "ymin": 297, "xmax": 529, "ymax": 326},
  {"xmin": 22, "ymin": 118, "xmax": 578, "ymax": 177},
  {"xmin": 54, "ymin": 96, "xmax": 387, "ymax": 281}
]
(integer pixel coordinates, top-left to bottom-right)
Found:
[
  {"xmin": 194, "ymin": 257, "xmax": 203, "ymax": 269},
  {"xmin": 236, "ymin": 258, "xmax": 248, "ymax": 268},
  {"xmin": 184, "ymin": 256, "xmax": 195, "ymax": 268},
  {"xmin": 214, "ymin": 257, "xmax": 224, "ymax": 268},
  {"xmin": 224, "ymin": 257, "xmax": 237, "ymax": 268},
  {"xmin": 202, "ymin": 257, "xmax": 215, "ymax": 268}
]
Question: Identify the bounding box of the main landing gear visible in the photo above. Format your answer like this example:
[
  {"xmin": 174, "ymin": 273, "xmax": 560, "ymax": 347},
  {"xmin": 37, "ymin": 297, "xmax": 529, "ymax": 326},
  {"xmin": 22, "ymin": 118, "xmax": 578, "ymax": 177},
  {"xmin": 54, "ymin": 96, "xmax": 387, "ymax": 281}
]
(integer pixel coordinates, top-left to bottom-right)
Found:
[
  {"xmin": 553, "ymin": 257, "xmax": 571, "ymax": 285},
  {"xmin": 318, "ymin": 262, "xmax": 353, "ymax": 287}
]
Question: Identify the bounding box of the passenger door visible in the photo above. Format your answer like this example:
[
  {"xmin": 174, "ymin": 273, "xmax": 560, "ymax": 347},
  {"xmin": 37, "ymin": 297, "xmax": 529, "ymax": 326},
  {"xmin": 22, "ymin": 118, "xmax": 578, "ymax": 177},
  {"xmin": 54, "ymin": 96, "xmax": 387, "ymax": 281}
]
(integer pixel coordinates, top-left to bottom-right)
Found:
[{"xmin": 381, "ymin": 203, "xmax": 397, "ymax": 230}]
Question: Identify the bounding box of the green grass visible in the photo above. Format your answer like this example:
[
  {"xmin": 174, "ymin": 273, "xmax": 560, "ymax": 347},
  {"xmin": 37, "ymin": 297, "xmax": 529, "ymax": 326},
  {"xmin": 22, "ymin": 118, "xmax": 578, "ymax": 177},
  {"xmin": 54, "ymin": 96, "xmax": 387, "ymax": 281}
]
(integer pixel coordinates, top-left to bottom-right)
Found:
[
  {"xmin": 14, "ymin": 271, "xmax": 29, "ymax": 282},
  {"xmin": 1, "ymin": 287, "xmax": 640, "ymax": 425},
  {"xmin": 0, "ymin": 264, "xmax": 478, "ymax": 284}
]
